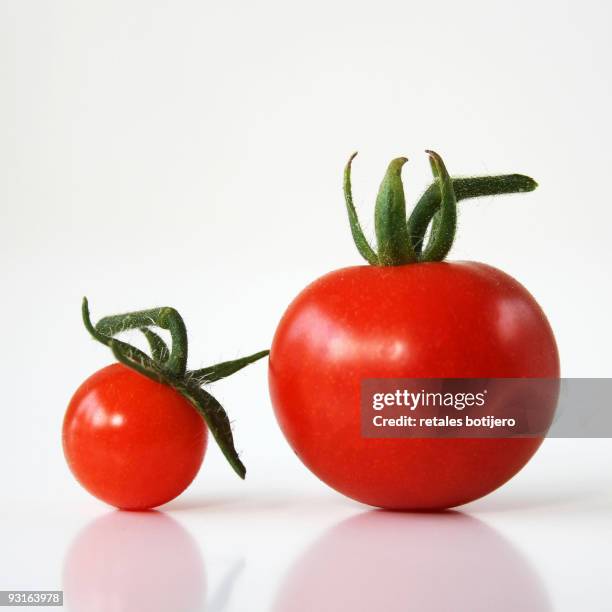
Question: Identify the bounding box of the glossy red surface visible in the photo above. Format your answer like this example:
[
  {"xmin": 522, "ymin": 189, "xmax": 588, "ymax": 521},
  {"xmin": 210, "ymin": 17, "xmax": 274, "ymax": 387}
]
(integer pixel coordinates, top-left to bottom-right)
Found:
[
  {"xmin": 63, "ymin": 363, "xmax": 207, "ymax": 509},
  {"xmin": 269, "ymin": 262, "xmax": 560, "ymax": 509}
]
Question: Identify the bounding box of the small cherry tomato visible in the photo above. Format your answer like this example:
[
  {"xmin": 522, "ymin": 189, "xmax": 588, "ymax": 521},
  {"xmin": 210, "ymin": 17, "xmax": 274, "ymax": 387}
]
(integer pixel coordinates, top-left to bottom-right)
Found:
[
  {"xmin": 63, "ymin": 300, "xmax": 268, "ymax": 509},
  {"xmin": 63, "ymin": 363, "xmax": 207, "ymax": 510}
]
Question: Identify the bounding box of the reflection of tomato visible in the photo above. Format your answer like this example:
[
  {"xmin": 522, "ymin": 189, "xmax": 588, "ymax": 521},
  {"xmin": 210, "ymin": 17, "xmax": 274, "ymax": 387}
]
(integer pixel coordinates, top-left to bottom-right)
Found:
[
  {"xmin": 63, "ymin": 364, "xmax": 207, "ymax": 510},
  {"xmin": 63, "ymin": 511, "xmax": 205, "ymax": 612},
  {"xmin": 274, "ymin": 511, "xmax": 551, "ymax": 612},
  {"xmin": 269, "ymin": 262, "xmax": 559, "ymax": 509}
]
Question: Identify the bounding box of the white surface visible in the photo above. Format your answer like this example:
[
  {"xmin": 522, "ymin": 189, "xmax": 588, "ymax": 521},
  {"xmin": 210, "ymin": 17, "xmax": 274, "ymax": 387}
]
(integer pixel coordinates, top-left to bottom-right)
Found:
[{"xmin": 2, "ymin": 1, "xmax": 612, "ymax": 610}]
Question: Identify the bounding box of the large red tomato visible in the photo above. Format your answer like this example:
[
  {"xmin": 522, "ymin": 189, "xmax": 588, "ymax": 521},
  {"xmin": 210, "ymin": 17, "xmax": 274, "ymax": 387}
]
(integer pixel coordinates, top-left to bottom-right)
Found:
[{"xmin": 268, "ymin": 151, "xmax": 559, "ymax": 509}]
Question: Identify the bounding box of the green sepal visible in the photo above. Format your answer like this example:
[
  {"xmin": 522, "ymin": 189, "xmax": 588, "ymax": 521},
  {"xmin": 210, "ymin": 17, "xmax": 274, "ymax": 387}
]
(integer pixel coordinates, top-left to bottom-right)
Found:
[
  {"xmin": 140, "ymin": 327, "xmax": 171, "ymax": 363},
  {"xmin": 343, "ymin": 152, "xmax": 379, "ymax": 265},
  {"xmin": 96, "ymin": 306, "xmax": 188, "ymax": 376},
  {"xmin": 341, "ymin": 150, "xmax": 538, "ymax": 265},
  {"xmin": 174, "ymin": 382, "xmax": 246, "ymax": 479},
  {"xmin": 420, "ymin": 151, "xmax": 457, "ymax": 262},
  {"xmin": 374, "ymin": 157, "xmax": 418, "ymax": 266},
  {"xmin": 82, "ymin": 298, "xmax": 159, "ymax": 373},
  {"xmin": 408, "ymin": 174, "xmax": 538, "ymax": 256},
  {"xmin": 109, "ymin": 341, "xmax": 167, "ymax": 385},
  {"xmin": 189, "ymin": 350, "xmax": 271, "ymax": 385}
]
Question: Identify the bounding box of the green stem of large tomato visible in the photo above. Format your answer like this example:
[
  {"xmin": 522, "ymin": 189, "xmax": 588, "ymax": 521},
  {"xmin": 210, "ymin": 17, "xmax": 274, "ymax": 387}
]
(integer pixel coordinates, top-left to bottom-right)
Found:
[
  {"xmin": 408, "ymin": 173, "xmax": 538, "ymax": 256},
  {"xmin": 343, "ymin": 153, "xmax": 379, "ymax": 265},
  {"xmin": 81, "ymin": 297, "xmax": 269, "ymax": 479},
  {"xmin": 374, "ymin": 157, "xmax": 418, "ymax": 266},
  {"xmin": 343, "ymin": 151, "xmax": 538, "ymax": 266},
  {"xmin": 419, "ymin": 151, "xmax": 457, "ymax": 262}
]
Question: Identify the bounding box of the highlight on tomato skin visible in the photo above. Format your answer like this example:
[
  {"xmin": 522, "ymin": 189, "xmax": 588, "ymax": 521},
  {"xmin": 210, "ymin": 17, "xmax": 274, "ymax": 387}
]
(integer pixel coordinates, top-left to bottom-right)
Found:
[
  {"xmin": 268, "ymin": 152, "xmax": 559, "ymax": 511},
  {"xmin": 62, "ymin": 299, "xmax": 269, "ymax": 510}
]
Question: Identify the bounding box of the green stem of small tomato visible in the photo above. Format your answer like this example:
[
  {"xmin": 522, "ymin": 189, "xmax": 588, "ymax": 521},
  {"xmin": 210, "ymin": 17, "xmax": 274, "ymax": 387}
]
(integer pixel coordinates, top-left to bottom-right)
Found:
[
  {"xmin": 96, "ymin": 307, "xmax": 188, "ymax": 377},
  {"xmin": 81, "ymin": 297, "xmax": 269, "ymax": 479},
  {"xmin": 173, "ymin": 382, "xmax": 247, "ymax": 479},
  {"xmin": 189, "ymin": 350, "xmax": 271, "ymax": 384},
  {"xmin": 82, "ymin": 299, "xmax": 159, "ymax": 374},
  {"xmin": 140, "ymin": 327, "xmax": 171, "ymax": 363}
]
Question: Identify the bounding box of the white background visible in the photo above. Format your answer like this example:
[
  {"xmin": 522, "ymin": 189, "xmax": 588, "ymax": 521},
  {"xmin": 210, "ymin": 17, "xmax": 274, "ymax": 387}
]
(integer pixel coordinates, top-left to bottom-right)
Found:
[{"xmin": 2, "ymin": 1, "xmax": 612, "ymax": 610}]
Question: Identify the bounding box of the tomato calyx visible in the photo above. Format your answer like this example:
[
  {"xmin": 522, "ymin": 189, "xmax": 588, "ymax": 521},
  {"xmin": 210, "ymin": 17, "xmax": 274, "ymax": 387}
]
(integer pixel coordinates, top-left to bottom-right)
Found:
[
  {"xmin": 81, "ymin": 297, "xmax": 269, "ymax": 479},
  {"xmin": 343, "ymin": 150, "xmax": 538, "ymax": 266}
]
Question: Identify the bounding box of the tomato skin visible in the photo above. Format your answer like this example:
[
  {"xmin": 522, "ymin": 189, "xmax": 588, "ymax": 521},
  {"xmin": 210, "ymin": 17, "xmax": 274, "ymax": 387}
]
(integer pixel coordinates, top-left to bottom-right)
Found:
[
  {"xmin": 63, "ymin": 363, "xmax": 207, "ymax": 510},
  {"xmin": 269, "ymin": 262, "xmax": 560, "ymax": 510}
]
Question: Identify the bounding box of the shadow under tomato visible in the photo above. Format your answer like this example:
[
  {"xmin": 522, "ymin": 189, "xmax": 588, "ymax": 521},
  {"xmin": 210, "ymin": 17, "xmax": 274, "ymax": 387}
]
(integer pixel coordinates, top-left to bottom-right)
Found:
[
  {"xmin": 62, "ymin": 510, "xmax": 206, "ymax": 612},
  {"xmin": 272, "ymin": 509, "xmax": 551, "ymax": 612}
]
